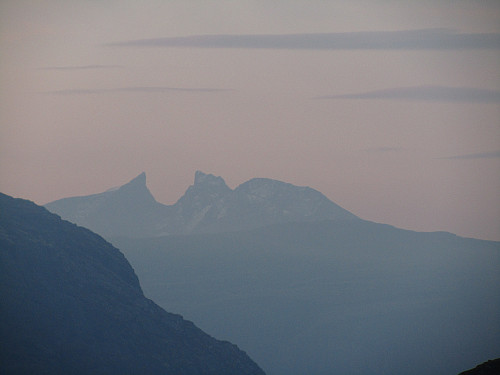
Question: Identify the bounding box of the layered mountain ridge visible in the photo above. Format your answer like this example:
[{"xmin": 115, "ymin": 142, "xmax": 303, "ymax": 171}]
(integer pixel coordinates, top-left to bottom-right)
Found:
[
  {"xmin": 40, "ymin": 172, "xmax": 500, "ymax": 375},
  {"xmin": 46, "ymin": 171, "xmax": 358, "ymax": 238}
]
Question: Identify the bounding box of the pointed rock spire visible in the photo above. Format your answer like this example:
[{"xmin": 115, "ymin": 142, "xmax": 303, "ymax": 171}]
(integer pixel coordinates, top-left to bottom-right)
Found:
[
  {"xmin": 194, "ymin": 171, "xmax": 228, "ymax": 188},
  {"xmin": 125, "ymin": 172, "xmax": 146, "ymax": 186},
  {"xmin": 173, "ymin": 172, "xmax": 232, "ymax": 223}
]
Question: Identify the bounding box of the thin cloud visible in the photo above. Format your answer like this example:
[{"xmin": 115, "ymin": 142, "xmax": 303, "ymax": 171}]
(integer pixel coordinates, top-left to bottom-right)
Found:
[
  {"xmin": 439, "ymin": 151, "xmax": 500, "ymax": 160},
  {"xmin": 316, "ymin": 86, "xmax": 500, "ymax": 103},
  {"xmin": 41, "ymin": 65, "xmax": 123, "ymax": 70},
  {"xmin": 43, "ymin": 86, "xmax": 232, "ymax": 95},
  {"xmin": 106, "ymin": 29, "xmax": 500, "ymax": 50}
]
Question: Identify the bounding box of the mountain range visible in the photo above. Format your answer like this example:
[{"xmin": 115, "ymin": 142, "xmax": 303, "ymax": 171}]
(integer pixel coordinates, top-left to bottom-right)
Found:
[
  {"xmin": 45, "ymin": 171, "xmax": 357, "ymax": 238},
  {"xmin": 44, "ymin": 172, "xmax": 500, "ymax": 375},
  {"xmin": 0, "ymin": 193, "xmax": 265, "ymax": 375}
]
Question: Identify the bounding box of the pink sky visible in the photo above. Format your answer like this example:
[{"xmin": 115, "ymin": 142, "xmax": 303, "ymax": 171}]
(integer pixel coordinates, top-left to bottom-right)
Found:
[{"xmin": 1, "ymin": 0, "xmax": 499, "ymax": 240}]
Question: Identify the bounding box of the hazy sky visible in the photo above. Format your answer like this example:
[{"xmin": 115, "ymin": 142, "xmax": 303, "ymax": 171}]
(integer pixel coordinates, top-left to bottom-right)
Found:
[{"xmin": 1, "ymin": 0, "xmax": 499, "ymax": 240}]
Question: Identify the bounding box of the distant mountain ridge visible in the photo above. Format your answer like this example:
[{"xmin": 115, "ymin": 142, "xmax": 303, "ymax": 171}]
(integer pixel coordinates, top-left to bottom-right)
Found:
[
  {"xmin": 45, "ymin": 171, "xmax": 358, "ymax": 238},
  {"xmin": 0, "ymin": 192, "xmax": 265, "ymax": 375},
  {"xmin": 40, "ymin": 173, "xmax": 500, "ymax": 375},
  {"xmin": 44, "ymin": 172, "xmax": 172, "ymax": 238}
]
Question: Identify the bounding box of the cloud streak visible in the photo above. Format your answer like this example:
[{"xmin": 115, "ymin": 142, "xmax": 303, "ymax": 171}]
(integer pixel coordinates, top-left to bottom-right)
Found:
[
  {"xmin": 41, "ymin": 65, "xmax": 123, "ymax": 70},
  {"xmin": 43, "ymin": 86, "xmax": 232, "ymax": 95},
  {"xmin": 439, "ymin": 151, "xmax": 500, "ymax": 160},
  {"xmin": 316, "ymin": 86, "xmax": 500, "ymax": 103},
  {"xmin": 106, "ymin": 29, "xmax": 500, "ymax": 50}
]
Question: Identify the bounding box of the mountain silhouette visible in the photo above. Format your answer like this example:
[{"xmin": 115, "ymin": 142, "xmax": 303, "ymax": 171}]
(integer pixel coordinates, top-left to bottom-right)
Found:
[
  {"xmin": 458, "ymin": 358, "xmax": 500, "ymax": 375},
  {"xmin": 46, "ymin": 171, "xmax": 358, "ymax": 237},
  {"xmin": 0, "ymin": 193, "xmax": 265, "ymax": 375},
  {"xmin": 44, "ymin": 172, "xmax": 172, "ymax": 238},
  {"xmin": 43, "ymin": 172, "xmax": 500, "ymax": 374}
]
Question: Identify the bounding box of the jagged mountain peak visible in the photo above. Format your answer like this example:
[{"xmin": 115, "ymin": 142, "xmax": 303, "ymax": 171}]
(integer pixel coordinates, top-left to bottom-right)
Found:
[
  {"xmin": 104, "ymin": 172, "xmax": 148, "ymax": 193},
  {"xmin": 45, "ymin": 172, "xmax": 167, "ymax": 238},
  {"xmin": 178, "ymin": 171, "xmax": 231, "ymax": 202},
  {"xmin": 128, "ymin": 171, "xmax": 146, "ymax": 186},
  {"xmin": 174, "ymin": 171, "xmax": 231, "ymax": 213},
  {"xmin": 46, "ymin": 171, "xmax": 359, "ymax": 237},
  {"xmin": 194, "ymin": 170, "xmax": 229, "ymax": 189},
  {"xmin": 116, "ymin": 172, "xmax": 150, "ymax": 194},
  {"xmin": 113, "ymin": 174, "xmax": 159, "ymax": 210}
]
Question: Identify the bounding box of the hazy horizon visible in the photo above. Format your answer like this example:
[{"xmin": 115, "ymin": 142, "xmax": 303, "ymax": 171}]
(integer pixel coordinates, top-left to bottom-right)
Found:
[{"xmin": 1, "ymin": 0, "xmax": 499, "ymax": 241}]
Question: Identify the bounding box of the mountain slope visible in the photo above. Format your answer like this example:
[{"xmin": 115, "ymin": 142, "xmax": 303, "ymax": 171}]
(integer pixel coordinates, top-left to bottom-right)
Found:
[
  {"xmin": 45, "ymin": 171, "xmax": 358, "ymax": 237},
  {"xmin": 112, "ymin": 220, "xmax": 500, "ymax": 375},
  {"xmin": 44, "ymin": 172, "xmax": 172, "ymax": 238},
  {"xmin": 0, "ymin": 193, "xmax": 265, "ymax": 375},
  {"xmin": 172, "ymin": 173, "xmax": 358, "ymax": 234}
]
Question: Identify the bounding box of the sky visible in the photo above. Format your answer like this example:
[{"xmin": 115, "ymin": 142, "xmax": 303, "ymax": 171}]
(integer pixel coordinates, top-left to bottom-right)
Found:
[{"xmin": 1, "ymin": 0, "xmax": 499, "ymax": 240}]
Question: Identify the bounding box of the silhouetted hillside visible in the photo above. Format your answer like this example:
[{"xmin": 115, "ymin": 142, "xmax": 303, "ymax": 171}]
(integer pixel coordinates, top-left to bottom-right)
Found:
[
  {"xmin": 458, "ymin": 358, "xmax": 500, "ymax": 375},
  {"xmin": 0, "ymin": 193, "xmax": 265, "ymax": 375}
]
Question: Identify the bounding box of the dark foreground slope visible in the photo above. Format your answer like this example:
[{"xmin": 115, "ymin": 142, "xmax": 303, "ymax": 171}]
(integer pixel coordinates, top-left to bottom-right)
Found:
[
  {"xmin": 0, "ymin": 193, "xmax": 265, "ymax": 375},
  {"xmin": 458, "ymin": 358, "xmax": 500, "ymax": 375},
  {"xmin": 113, "ymin": 221, "xmax": 500, "ymax": 375}
]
